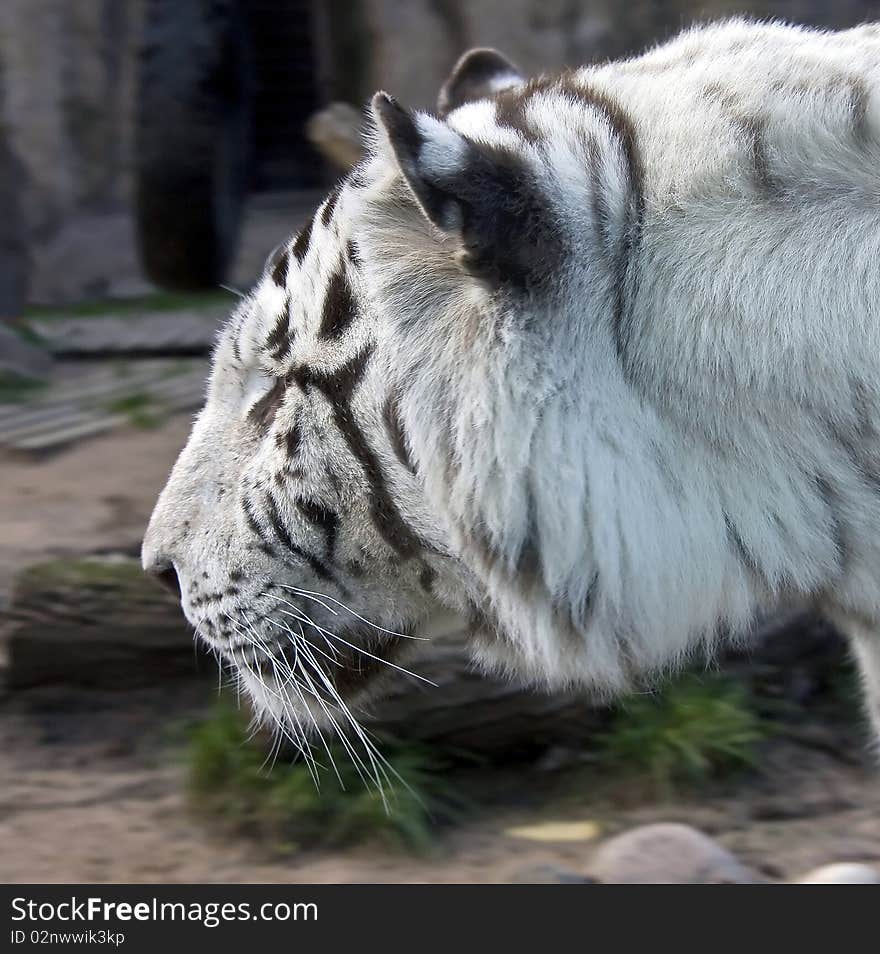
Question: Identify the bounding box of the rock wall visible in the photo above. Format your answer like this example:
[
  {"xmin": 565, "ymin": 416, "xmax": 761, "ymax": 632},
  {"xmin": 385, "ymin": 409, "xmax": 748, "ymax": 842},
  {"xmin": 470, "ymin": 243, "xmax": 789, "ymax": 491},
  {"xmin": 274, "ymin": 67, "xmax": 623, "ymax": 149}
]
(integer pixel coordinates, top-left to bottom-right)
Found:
[
  {"xmin": 2, "ymin": 0, "xmax": 878, "ymax": 302},
  {"xmin": 0, "ymin": 0, "xmax": 142, "ymax": 303},
  {"xmin": 6, "ymin": 0, "xmax": 876, "ymax": 241},
  {"xmin": 355, "ymin": 0, "xmax": 880, "ymax": 110},
  {"xmin": 0, "ymin": 0, "xmax": 141, "ymax": 236}
]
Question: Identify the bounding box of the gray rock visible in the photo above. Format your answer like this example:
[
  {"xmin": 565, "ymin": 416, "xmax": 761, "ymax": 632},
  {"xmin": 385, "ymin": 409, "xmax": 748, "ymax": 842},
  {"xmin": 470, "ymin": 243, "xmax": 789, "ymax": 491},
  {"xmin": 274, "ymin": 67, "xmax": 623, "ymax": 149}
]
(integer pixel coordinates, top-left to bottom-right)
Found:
[
  {"xmin": 0, "ymin": 118, "xmax": 28, "ymax": 322},
  {"xmin": 306, "ymin": 103, "xmax": 365, "ymax": 172},
  {"xmin": 590, "ymin": 823, "xmax": 762, "ymax": 884}
]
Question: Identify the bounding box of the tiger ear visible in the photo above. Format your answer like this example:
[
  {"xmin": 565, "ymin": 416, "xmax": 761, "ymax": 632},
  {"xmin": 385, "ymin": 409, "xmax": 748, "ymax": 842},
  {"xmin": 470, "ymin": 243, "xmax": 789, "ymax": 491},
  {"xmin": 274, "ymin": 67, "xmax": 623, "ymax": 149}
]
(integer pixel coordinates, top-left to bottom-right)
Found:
[
  {"xmin": 371, "ymin": 92, "xmax": 550, "ymax": 288},
  {"xmin": 437, "ymin": 48, "xmax": 524, "ymax": 117},
  {"xmin": 371, "ymin": 91, "xmax": 477, "ymax": 234}
]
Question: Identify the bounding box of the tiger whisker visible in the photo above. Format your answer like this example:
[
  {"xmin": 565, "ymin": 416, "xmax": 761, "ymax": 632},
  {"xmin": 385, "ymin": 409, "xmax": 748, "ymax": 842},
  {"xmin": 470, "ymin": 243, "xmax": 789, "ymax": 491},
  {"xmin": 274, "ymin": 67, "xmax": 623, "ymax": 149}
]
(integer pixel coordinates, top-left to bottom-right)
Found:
[
  {"xmin": 286, "ymin": 621, "xmax": 420, "ymax": 807},
  {"xmin": 325, "ymin": 630, "xmax": 438, "ymax": 686},
  {"xmin": 266, "ymin": 593, "xmax": 436, "ymax": 685},
  {"xmin": 292, "ymin": 637, "xmax": 394, "ymax": 809},
  {"xmin": 227, "ymin": 614, "xmax": 323, "ymax": 785},
  {"xmin": 265, "ymin": 596, "xmax": 318, "ymax": 629},
  {"xmin": 277, "ymin": 583, "xmax": 430, "ymax": 640},
  {"xmin": 264, "ymin": 643, "xmax": 344, "ymax": 789},
  {"xmin": 265, "ymin": 598, "xmax": 347, "ymax": 658},
  {"xmin": 265, "ymin": 613, "xmax": 383, "ymax": 796},
  {"xmin": 265, "ymin": 616, "xmax": 343, "ymax": 668},
  {"xmin": 216, "ymin": 603, "xmax": 419, "ymax": 803},
  {"xmin": 226, "ymin": 614, "xmax": 326, "ymax": 785},
  {"xmin": 248, "ymin": 669, "xmax": 315, "ymax": 781},
  {"xmin": 261, "ymin": 726, "xmax": 285, "ymax": 776},
  {"xmin": 238, "ymin": 613, "xmax": 369, "ymax": 794},
  {"xmin": 268, "ymin": 610, "xmax": 387, "ymax": 795},
  {"xmin": 269, "ymin": 597, "xmax": 347, "ymax": 665},
  {"xmin": 278, "ymin": 628, "xmax": 380, "ymax": 794},
  {"xmin": 265, "ymin": 595, "xmax": 336, "ymax": 639},
  {"xmin": 256, "ymin": 622, "xmax": 352, "ymax": 791}
]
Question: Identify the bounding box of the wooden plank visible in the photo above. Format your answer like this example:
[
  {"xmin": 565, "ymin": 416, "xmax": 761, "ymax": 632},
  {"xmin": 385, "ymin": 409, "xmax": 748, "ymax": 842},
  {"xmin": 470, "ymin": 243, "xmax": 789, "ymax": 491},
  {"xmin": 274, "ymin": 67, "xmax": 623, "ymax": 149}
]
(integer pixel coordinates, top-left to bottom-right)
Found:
[
  {"xmin": 0, "ymin": 359, "xmax": 208, "ymax": 452},
  {"xmin": 29, "ymin": 307, "xmax": 229, "ymax": 357},
  {"xmin": 7, "ymin": 381, "xmax": 205, "ymax": 452}
]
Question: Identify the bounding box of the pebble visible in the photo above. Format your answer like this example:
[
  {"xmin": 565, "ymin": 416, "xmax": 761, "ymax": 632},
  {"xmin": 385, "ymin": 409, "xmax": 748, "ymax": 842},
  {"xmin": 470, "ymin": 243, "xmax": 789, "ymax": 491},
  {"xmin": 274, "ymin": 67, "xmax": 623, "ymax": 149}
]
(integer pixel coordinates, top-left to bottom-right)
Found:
[
  {"xmin": 797, "ymin": 863, "xmax": 880, "ymax": 884},
  {"xmin": 589, "ymin": 823, "xmax": 763, "ymax": 884}
]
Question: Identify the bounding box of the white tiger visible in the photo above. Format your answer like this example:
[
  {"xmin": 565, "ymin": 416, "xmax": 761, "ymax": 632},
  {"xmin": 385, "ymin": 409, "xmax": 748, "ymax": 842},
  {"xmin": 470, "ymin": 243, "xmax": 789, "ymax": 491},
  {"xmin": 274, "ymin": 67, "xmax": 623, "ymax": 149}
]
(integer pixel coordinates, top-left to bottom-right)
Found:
[{"xmin": 143, "ymin": 18, "xmax": 880, "ymax": 762}]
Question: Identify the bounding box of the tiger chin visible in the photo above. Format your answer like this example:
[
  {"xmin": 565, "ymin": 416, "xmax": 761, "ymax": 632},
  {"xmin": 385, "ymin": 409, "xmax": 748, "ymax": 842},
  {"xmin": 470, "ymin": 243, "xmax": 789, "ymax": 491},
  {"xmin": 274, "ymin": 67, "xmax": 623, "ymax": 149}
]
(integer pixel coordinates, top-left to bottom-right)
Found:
[{"xmin": 144, "ymin": 18, "xmax": 880, "ymax": 756}]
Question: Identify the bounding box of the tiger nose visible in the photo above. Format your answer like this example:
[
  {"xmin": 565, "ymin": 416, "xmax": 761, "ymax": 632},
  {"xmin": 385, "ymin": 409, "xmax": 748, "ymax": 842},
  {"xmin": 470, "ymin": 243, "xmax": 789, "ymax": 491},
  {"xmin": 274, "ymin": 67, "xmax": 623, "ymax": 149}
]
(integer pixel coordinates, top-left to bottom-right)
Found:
[{"xmin": 144, "ymin": 559, "xmax": 181, "ymax": 599}]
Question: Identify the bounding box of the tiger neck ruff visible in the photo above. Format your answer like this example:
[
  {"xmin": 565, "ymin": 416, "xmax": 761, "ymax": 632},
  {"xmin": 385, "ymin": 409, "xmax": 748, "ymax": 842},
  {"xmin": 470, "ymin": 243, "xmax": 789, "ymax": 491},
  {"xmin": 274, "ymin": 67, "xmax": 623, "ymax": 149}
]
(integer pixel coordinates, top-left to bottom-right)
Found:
[{"xmin": 144, "ymin": 18, "xmax": 880, "ymax": 753}]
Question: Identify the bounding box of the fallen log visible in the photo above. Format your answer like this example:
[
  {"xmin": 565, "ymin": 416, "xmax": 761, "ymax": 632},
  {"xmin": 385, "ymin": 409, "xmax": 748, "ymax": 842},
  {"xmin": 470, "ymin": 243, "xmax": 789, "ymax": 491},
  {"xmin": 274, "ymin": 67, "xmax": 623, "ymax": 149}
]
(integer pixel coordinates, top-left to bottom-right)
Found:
[
  {"xmin": 5, "ymin": 557, "xmax": 207, "ymax": 689},
  {"xmin": 4, "ymin": 556, "xmax": 846, "ymax": 756},
  {"xmin": 4, "ymin": 556, "xmax": 612, "ymax": 754}
]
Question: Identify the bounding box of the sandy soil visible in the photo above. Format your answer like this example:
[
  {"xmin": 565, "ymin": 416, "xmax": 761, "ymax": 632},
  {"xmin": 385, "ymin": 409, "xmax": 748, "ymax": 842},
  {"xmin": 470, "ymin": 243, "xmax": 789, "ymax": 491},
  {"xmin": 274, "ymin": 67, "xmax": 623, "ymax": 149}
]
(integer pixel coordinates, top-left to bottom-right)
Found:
[
  {"xmin": 2, "ymin": 413, "xmax": 880, "ymax": 883},
  {"xmin": 1, "ymin": 679, "xmax": 879, "ymax": 884},
  {"xmin": 0, "ymin": 416, "xmax": 192, "ymax": 607}
]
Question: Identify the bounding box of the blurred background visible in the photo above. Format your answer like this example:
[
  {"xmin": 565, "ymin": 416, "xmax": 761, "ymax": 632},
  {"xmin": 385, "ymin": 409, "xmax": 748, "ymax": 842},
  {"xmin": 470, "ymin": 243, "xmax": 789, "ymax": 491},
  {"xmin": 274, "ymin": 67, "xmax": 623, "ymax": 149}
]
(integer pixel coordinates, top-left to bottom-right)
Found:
[{"xmin": 1, "ymin": 0, "xmax": 879, "ymax": 885}]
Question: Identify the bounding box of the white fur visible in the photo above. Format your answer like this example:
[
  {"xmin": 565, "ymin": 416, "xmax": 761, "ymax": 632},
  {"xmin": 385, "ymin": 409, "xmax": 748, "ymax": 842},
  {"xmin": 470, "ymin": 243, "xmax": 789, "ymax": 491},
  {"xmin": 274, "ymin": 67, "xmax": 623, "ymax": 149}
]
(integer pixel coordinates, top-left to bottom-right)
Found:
[
  {"xmin": 359, "ymin": 20, "xmax": 880, "ymax": 727},
  {"xmin": 145, "ymin": 19, "xmax": 880, "ymax": 745}
]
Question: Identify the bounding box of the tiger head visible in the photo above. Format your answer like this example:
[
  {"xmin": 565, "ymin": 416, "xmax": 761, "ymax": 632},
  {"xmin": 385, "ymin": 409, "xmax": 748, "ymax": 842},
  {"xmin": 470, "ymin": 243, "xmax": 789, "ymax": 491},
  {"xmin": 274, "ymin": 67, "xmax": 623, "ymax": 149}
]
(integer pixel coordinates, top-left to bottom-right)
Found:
[{"xmin": 143, "ymin": 49, "xmax": 644, "ymax": 740}]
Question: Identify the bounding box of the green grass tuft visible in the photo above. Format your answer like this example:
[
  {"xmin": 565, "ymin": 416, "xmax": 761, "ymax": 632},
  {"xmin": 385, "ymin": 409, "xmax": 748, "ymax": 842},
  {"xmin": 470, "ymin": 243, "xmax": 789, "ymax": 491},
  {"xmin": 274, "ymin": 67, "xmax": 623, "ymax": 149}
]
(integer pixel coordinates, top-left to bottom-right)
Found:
[
  {"xmin": 105, "ymin": 391, "xmax": 164, "ymax": 429},
  {"xmin": 187, "ymin": 699, "xmax": 465, "ymax": 854},
  {"xmin": 600, "ymin": 673, "xmax": 764, "ymax": 792},
  {"xmin": 24, "ymin": 290, "xmax": 233, "ymax": 321},
  {"xmin": 0, "ymin": 370, "xmax": 48, "ymax": 404}
]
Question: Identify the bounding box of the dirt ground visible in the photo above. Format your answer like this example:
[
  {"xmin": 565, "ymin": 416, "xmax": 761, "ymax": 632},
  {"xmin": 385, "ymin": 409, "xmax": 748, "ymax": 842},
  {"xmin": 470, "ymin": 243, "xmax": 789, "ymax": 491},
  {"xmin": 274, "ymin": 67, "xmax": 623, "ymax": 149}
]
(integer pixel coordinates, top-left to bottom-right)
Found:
[
  {"xmin": 0, "ymin": 416, "xmax": 193, "ymax": 607},
  {"xmin": 2, "ymin": 412, "xmax": 880, "ymax": 883},
  {"xmin": 2, "ymin": 679, "xmax": 879, "ymax": 883}
]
